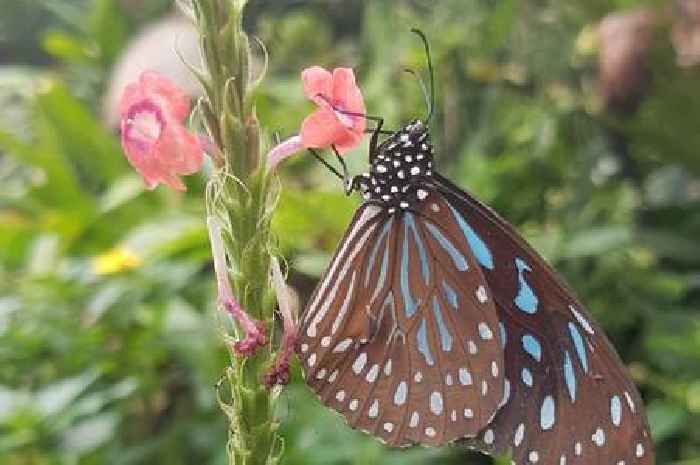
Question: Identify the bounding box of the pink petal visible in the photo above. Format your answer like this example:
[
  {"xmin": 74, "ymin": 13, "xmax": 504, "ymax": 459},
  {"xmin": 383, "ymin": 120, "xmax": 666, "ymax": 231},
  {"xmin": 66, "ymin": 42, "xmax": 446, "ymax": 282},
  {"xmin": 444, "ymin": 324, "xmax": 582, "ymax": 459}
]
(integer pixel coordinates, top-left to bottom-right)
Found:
[
  {"xmin": 333, "ymin": 128, "xmax": 364, "ymax": 155},
  {"xmin": 302, "ymin": 66, "xmax": 333, "ymax": 105},
  {"xmin": 120, "ymin": 101, "xmax": 166, "ymax": 180},
  {"xmin": 119, "ymin": 71, "xmax": 204, "ymax": 191},
  {"xmin": 331, "ymin": 68, "xmax": 357, "ymax": 106},
  {"xmin": 154, "ymin": 124, "xmax": 204, "ymax": 174},
  {"xmin": 139, "ymin": 71, "xmax": 191, "ymax": 121},
  {"xmin": 326, "ymin": 68, "xmax": 366, "ymax": 150},
  {"xmin": 118, "ymin": 82, "xmax": 146, "ymax": 117},
  {"xmin": 300, "ymin": 107, "xmax": 346, "ymax": 149}
]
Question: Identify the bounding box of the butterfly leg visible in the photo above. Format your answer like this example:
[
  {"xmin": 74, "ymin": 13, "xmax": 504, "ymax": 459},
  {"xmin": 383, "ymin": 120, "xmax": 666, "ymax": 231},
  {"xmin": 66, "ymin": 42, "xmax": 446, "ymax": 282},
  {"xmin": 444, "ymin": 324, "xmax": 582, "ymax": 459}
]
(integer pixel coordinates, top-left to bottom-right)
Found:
[
  {"xmin": 329, "ymin": 145, "xmax": 355, "ymax": 195},
  {"xmin": 307, "ymin": 148, "xmax": 345, "ymax": 181}
]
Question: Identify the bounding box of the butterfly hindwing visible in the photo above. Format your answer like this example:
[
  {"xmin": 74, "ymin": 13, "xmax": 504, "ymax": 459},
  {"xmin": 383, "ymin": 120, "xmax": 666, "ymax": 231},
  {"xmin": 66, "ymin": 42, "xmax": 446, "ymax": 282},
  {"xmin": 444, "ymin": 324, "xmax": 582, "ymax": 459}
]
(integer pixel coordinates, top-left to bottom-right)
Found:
[
  {"xmin": 433, "ymin": 174, "xmax": 654, "ymax": 465},
  {"xmin": 298, "ymin": 195, "xmax": 505, "ymax": 447}
]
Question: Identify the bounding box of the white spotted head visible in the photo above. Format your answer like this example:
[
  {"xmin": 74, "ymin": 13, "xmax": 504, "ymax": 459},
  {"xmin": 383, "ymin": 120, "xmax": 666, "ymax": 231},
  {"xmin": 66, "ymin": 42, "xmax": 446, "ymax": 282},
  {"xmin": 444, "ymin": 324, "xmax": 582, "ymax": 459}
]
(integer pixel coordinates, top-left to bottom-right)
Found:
[{"xmin": 352, "ymin": 119, "xmax": 434, "ymax": 209}]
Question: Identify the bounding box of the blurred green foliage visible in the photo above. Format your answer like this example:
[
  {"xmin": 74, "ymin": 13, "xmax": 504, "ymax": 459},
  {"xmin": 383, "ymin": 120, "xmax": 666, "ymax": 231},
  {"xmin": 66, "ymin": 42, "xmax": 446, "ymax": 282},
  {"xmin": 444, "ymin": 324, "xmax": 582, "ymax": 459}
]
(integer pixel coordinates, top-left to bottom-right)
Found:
[{"xmin": 1, "ymin": 0, "xmax": 698, "ymax": 464}]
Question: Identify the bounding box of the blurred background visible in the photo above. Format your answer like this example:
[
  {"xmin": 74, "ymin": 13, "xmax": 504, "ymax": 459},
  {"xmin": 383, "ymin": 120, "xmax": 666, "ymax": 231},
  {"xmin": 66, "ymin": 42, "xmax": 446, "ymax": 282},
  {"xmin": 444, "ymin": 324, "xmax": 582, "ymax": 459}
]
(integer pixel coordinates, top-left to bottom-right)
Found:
[{"xmin": 1, "ymin": 0, "xmax": 699, "ymax": 464}]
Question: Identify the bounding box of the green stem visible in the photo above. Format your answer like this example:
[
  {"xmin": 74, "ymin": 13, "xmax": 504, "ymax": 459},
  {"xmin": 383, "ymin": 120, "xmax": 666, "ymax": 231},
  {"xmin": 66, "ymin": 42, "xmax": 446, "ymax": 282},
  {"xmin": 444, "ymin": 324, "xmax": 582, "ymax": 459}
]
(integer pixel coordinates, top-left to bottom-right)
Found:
[{"xmin": 188, "ymin": 1, "xmax": 282, "ymax": 464}]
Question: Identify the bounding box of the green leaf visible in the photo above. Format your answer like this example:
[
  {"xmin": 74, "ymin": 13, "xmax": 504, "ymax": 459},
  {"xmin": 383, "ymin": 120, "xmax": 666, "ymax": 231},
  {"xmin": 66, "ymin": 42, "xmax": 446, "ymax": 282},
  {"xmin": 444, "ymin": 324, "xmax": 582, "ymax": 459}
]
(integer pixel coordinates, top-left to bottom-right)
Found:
[
  {"xmin": 88, "ymin": 0, "xmax": 128, "ymax": 67},
  {"xmin": 563, "ymin": 226, "xmax": 631, "ymax": 258},
  {"xmin": 42, "ymin": 30, "xmax": 89, "ymax": 62},
  {"xmin": 36, "ymin": 82, "xmax": 127, "ymax": 187},
  {"xmin": 647, "ymin": 400, "xmax": 688, "ymax": 442}
]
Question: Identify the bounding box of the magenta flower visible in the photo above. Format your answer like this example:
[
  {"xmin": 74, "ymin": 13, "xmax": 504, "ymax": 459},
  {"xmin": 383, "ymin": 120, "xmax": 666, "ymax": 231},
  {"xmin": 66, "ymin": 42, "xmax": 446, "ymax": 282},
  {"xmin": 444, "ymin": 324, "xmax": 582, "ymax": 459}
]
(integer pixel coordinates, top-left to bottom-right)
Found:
[
  {"xmin": 266, "ymin": 66, "xmax": 366, "ymax": 170},
  {"xmin": 120, "ymin": 71, "xmax": 204, "ymax": 191},
  {"xmin": 207, "ymin": 217, "xmax": 267, "ymax": 357}
]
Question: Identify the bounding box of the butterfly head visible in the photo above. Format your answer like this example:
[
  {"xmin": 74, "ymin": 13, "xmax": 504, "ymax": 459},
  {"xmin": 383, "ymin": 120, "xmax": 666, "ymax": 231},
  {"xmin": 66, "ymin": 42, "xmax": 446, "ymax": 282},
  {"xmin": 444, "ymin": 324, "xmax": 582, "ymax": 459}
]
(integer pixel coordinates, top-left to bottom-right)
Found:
[{"xmin": 351, "ymin": 119, "xmax": 434, "ymax": 211}]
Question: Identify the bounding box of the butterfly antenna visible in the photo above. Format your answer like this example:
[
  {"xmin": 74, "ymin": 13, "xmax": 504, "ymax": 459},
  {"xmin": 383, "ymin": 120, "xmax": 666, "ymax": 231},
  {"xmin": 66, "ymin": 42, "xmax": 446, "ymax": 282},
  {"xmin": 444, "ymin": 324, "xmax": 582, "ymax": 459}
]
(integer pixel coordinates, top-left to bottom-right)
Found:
[
  {"xmin": 403, "ymin": 67, "xmax": 431, "ymax": 122},
  {"xmin": 410, "ymin": 28, "xmax": 435, "ymax": 124}
]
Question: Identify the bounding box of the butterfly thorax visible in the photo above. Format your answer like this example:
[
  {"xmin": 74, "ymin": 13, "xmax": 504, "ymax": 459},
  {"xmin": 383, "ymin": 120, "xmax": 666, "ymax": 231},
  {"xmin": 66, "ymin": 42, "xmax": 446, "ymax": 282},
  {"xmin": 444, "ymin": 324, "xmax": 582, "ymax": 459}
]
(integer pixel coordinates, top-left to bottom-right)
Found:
[{"xmin": 351, "ymin": 119, "xmax": 434, "ymax": 212}]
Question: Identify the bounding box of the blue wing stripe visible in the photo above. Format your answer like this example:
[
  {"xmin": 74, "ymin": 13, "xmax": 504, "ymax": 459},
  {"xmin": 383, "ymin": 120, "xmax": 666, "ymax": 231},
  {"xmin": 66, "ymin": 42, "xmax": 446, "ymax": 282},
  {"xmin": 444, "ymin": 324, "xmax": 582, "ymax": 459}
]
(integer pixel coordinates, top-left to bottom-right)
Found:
[
  {"xmin": 425, "ymin": 222, "xmax": 469, "ymax": 271},
  {"xmin": 404, "ymin": 213, "xmax": 430, "ymax": 284},
  {"xmin": 431, "ymin": 296, "xmax": 453, "ymax": 352},
  {"xmin": 568, "ymin": 322, "xmax": 588, "ymax": 373},
  {"xmin": 365, "ymin": 217, "xmax": 393, "ymax": 287},
  {"xmin": 416, "ymin": 318, "xmax": 435, "ymax": 366},
  {"xmin": 563, "ymin": 350, "xmax": 577, "ymax": 402},
  {"xmin": 447, "ymin": 202, "xmax": 494, "ymax": 270},
  {"xmin": 441, "ymin": 280, "xmax": 458, "ymax": 309},
  {"xmin": 521, "ymin": 334, "xmax": 542, "ymax": 362},
  {"xmin": 400, "ymin": 218, "xmax": 418, "ymax": 318},
  {"xmin": 514, "ymin": 258, "xmax": 539, "ymax": 314}
]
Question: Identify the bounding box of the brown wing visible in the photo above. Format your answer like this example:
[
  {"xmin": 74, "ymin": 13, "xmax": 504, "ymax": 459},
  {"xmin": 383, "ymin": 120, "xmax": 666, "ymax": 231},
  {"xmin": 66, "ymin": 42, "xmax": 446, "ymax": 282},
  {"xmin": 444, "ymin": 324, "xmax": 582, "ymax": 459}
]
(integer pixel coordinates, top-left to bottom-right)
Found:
[
  {"xmin": 297, "ymin": 195, "xmax": 506, "ymax": 446},
  {"xmin": 433, "ymin": 174, "xmax": 654, "ymax": 465}
]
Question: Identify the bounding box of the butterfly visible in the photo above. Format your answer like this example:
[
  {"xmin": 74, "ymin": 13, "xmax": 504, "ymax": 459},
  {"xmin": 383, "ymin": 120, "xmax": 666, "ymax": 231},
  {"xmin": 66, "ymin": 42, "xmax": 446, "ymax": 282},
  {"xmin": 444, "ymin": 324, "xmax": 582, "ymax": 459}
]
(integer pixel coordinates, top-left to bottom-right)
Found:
[{"xmin": 296, "ymin": 30, "xmax": 654, "ymax": 465}]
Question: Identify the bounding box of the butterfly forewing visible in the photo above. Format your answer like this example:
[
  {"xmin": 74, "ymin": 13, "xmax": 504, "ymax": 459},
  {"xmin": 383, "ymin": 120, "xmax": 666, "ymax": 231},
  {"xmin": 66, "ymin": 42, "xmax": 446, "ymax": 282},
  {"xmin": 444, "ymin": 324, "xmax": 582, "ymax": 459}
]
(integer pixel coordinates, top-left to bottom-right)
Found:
[
  {"xmin": 433, "ymin": 174, "xmax": 654, "ymax": 465},
  {"xmin": 298, "ymin": 194, "xmax": 505, "ymax": 446}
]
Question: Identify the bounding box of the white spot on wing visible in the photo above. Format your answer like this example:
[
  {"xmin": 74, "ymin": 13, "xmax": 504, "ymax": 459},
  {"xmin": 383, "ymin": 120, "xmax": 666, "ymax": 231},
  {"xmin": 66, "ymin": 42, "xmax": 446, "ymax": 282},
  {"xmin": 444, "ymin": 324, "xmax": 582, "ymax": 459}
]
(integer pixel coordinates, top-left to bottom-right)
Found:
[
  {"xmin": 366, "ymin": 364, "xmax": 379, "ymax": 383},
  {"xmin": 394, "ymin": 381, "xmax": 408, "ymax": 406},
  {"xmin": 592, "ymin": 428, "xmax": 605, "ymax": 447},
  {"xmin": 540, "ymin": 395, "xmax": 555, "ymax": 430},
  {"xmin": 352, "ymin": 353, "xmax": 367, "ymax": 374},
  {"xmin": 384, "ymin": 359, "xmax": 392, "ymax": 376},
  {"xmin": 476, "ymin": 285, "xmax": 488, "ymax": 303},
  {"xmin": 514, "ymin": 423, "xmax": 525, "ymax": 447},
  {"xmin": 478, "ymin": 322, "xmax": 493, "ymax": 340},
  {"xmin": 636, "ymin": 443, "xmax": 644, "ymax": 457},
  {"xmin": 625, "ymin": 391, "xmax": 636, "ymax": 413},
  {"xmin": 569, "ymin": 305, "xmax": 595, "ymax": 334},
  {"xmin": 459, "ymin": 368, "xmax": 473, "ymax": 386},
  {"xmin": 368, "ymin": 399, "xmax": 379, "ymax": 418},
  {"xmin": 430, "ymin": 392, "xmax": 443, "ymax": 415}
]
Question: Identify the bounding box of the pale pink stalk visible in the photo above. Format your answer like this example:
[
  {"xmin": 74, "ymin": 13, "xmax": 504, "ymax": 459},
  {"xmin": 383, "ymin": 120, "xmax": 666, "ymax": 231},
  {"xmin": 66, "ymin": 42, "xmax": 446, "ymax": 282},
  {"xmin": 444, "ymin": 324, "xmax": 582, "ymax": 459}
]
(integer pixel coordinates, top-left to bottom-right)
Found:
[
  {"xmin": 207, "ymin": 216, "xmax": 267, "ymax": 356},
  {"xmin": 265, "ymin": 136, "xmax": 303, "ymax": 172},
  {"xmin": 264, "ymin": 257, "xmax": 298, "ymax": 387}
]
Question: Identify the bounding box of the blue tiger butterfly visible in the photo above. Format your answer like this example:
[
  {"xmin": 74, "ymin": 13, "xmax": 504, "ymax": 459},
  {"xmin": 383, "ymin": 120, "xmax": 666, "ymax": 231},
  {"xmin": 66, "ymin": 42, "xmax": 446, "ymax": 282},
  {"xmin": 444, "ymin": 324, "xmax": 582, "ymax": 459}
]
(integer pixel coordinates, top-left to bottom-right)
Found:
[{"xmin": 296, "ymin": 30, "xmax": 654, "ymax": 465}]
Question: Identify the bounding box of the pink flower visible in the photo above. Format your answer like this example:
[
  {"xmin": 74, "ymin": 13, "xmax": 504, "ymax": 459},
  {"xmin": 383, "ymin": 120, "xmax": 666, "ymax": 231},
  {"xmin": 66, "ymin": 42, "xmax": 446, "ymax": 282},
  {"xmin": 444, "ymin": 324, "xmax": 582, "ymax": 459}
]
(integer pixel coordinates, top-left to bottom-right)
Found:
[
  {"xmin": 120, "ymin": 71, "xmax": 204, "ymax": 191},
  {"xmin": 207, "ymin": 217, "xmax": 267, "ymax": 357},
  {"xmin": 266, "ymin": 66, "xmax": 366, "ymax": 171}
]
